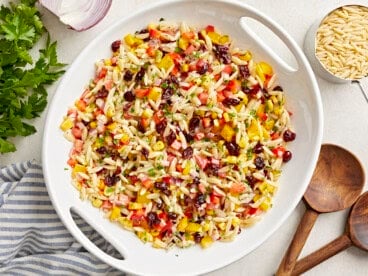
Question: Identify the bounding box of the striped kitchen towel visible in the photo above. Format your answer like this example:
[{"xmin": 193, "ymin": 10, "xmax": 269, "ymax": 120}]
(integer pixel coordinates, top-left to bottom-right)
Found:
[{"xmin": 0, "ymin": 161, "xmax": 123, "ymax": 276}]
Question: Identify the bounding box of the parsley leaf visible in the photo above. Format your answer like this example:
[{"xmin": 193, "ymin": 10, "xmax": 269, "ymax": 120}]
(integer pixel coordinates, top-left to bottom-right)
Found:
[{"xmin": 0, "ymin": 1, "xmax": 65, "ymax": 154}]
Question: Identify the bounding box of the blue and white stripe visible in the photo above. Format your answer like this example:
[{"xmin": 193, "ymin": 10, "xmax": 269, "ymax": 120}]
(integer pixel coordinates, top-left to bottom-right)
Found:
[{"xmin": 0, "ymin": 161, "xmax": 123, "ymax": 275}]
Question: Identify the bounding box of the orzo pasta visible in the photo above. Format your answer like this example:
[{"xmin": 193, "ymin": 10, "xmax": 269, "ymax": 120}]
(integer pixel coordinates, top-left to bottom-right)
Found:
[{"xmin": 60, "ymin": 21, "xmax": 296, "ymax": 249}]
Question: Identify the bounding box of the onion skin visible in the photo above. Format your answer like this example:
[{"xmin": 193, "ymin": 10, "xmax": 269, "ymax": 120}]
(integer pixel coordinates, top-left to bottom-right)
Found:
[{"xmin": 39, "ymin": 0, "xmax": 112, "ymax": 31}]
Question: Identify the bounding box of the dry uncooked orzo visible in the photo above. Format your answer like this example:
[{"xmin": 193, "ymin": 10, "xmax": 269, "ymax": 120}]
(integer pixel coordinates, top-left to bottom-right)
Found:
[
  {"xmin": 60, "ymin": 21, "xmax": 296, "ymax": 249},
  {"xmin": 315, "ymin": 5, "xmax": 368, "ymax": 80}
]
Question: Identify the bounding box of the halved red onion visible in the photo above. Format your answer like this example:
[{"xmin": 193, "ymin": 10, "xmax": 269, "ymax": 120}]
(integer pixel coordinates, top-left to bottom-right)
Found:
[{"xmin": 39, "ymin": 0, "xmax": 112, "ymax": 31}]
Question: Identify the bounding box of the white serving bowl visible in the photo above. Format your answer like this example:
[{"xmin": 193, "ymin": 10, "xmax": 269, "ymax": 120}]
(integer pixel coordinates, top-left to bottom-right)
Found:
[{"xmin": 43, "ymin": 0, "xmax": 323, "ymax": 275}]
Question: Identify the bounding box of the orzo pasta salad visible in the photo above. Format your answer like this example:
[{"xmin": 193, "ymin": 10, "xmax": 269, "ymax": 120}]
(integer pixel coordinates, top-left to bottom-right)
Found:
[{"xmin": 60, "ymin": 20, "xmax": 296, "ymax": 249}]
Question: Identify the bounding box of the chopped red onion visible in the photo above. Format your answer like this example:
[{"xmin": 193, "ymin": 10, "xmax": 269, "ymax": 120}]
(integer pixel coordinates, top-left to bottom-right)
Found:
[{"xmin": 39, "ymin": 0, "xmax": 112, "ymax": 31}]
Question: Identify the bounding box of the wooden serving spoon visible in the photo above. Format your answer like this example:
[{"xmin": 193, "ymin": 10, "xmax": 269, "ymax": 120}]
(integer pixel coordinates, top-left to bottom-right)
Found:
[
  {"xmin": 276, "ymin": 144, "xmax": 365, "ymax": 276},
  {"xmin": 292, "ymin": 191, "xmax": 368, "ymax": 275}
]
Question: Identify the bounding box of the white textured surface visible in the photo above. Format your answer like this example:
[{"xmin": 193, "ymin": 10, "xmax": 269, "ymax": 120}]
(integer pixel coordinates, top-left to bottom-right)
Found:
[{"xmin": 1, "ymin": 0, "xmax": 367, "ymax": 275}]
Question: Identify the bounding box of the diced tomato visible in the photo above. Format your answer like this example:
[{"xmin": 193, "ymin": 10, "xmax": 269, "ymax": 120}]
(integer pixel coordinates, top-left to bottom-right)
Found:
[
  {"xmin": 74, "ymin": 139, "xmax": 83, "ymax": 153},
  {"xmin": 195, "ymin": 155, "xmax": 208, "ymax": 170},
  {"xmin": 184, "ymin": 44, "xmax": 195, "ymax": 55},
  {"xmin": 131, "ymin": 212, "xmax": 146, "ymax": 227},
  {"xmin": 135, "ymin": 88, "xmax": 149, "ymax": 98},
  {"xmin": 226, "ymin": 79, "xmax": 240, "ymax": 93},
  {"xmin": 104, "ymin": 79, "xmax": 113, "ymax": 90},
  {"xmin": 153, "ymin": 110, "xmax": 164, "ymax": 124},
  {"xmin": 246, "ymin": 207, "xmax": 259, "ymax": 216},
  {"xmin": 169, "ymin": 52, "xmax": 183, "ymax": 64},
  {"xmin": 223, "ymin": 65, "xmax": 233, "ymax": 74},
  {"xmin": 71, "ymin": 127, "xmax": 82, "ymax": 139},
  {"xmin": 162, "ymin": 176, "xmax": 173, "ymax": 185},
  {"xmin": 171, "ymin": 65, "xmax": 179, "ymax": 76},
  {"xmin": 158, "ymin": 212, "xmax": 167, "ymax": 221},
  {"xmin": 146, "ymin": 46, "xmax": 156, "ymax": 57},
  {"xmin": 140, "ymin": 117, "xmax": 150, "ymax": 128},
  {"xmin": 229, "ymin": 182, "xmax": 246, "ymax": 194},
  {"xmin": 210, "ymin": 194, "xmax": 221, "ymax": 205},
  {"xmin": 67, "ymin": 158, "xmax": 76, "ymax": 168},
  {"xmin": 142, "ymin": 178, "xmax": 154, "ymax": 189},
  {"xmin": 101, "ymin": 200, "xmax": 113, "ymax": 210},
  {"xmin": 205, "ymin": 25, "xmax": 215, "ymax": 33},
  {"xmin": 171, "ymin": 140, "xmax": 182, "ymax": 150},
  {"xmin": 75, "ymin": 99, "xmax": 86, "ymax": 112},
  {"xmin": 176, "ymin": 163, "xmax": 183, "ymax": 172},
  {"xmin": 194, "ymin": 132, "xmax": 205, "ymax": 140},
  {"xmin": 217, "ymin": 91, "xmax": 226, "ymax": 102},
  {"xmin": 149, "ymin": 28, "xmax": 161, "ymax": 39},
  {"xmin": 198, "ymin": 92, "xmax": 209, "ymax": 104},
  {"xmin": 271, "ymin": 132, "xmax": 280, "ymax": 140},
  {"xmin": 272, "ymin": 146, "xmax": 286, "ymax": 157},
  {"xmin": 202, "ymin": 117, "xmax": 211, "ymax": 128},
  {"xmin": 182, "ymin": 31, "xmax": 195, "ymax": 40},
  {"xmin": 97, "ymin": 67, "xmax": 107, "ymax": 79}
]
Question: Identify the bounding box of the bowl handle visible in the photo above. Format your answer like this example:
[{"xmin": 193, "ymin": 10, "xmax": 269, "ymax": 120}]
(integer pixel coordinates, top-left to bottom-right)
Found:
[
  {"xmin": 59, "ymin": 204, "xmax": 137, "ymax": 272},
  {"xmin": 239, "ymin": 11, "xmax": 306, "ymax": 75}
]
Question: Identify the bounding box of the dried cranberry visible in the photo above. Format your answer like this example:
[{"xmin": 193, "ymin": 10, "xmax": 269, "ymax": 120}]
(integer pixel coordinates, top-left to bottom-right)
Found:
[
  {"xmin": 96, "ymin": 146, "xmax": 108, "ymax": 155},
  {"xmin": 213, "ymin": 44, "xmax": 231, "ymax": 64},
  {"xmin": 123, "ymin": 70, "xmax": 133, "ymax": 81},
  {"xmin": 123, "ymin": 90, "xmax": 136, "ymax": 102},
  {"xmin": 223, "ymin": 97, "xmax": 240, "ymax": 106},
  {"xmin": 253, "ymin": 142, "xmax": 263, "ymax": 154},
  {"xmin": 104, "ymin": 175, "xmax": 119, "ymax": 186},
  {"xmin": 155, "ymin": 120, "xmax": 167, "ymax": 134},
  {"xmin": 147, "ymin": 212, "xmax": 160, "ymax": 228},
  {"xmin": 141, "ymin": 148, "xmax": 149, "ymax": 159},
  {"xmin": 194, "ymin": 232, "xmax": 203, "ymax": 243},
  {"xmin": 137, "ymin": 121, "xmax": 146, "ymax": 133},
  {"xmin": 283, "ymin": 130, "xmax": 296, "ymax": 142},
  {"xmin": 154, "ymin": 182, "xmax": 171, "ymax": 196},
  {"xmin": 96, "ymin": 87, "xmax": 109, "ymax": 98},
  {"xmin": 168, "ymin": 75, "xmax": 179, "ymax": 86},
  {"xmin": 273, "ymin": 85, "xmax": 283, "ymax": 91},
  {"xmin": 246, "ymin": 175, "xmax": 257, "ymax": 188},
  {"xmin": 162, "ymin": 87, "xmax": 173, "ymax": 100},
  {"xmin": 183, "ymin": 131, "xmax": 194, "ymax": 143},
  {"xmin": 135, "ymin": 67, "xmax": 145, "ymax": 81},
  {"xmin": 165, "ymin": 130, "xmax": 176, "ymax": 145},
  {"xmin": 238, "ymin": 65, "xmax": 250, "ymax": 79},
  {"xmin": 205, "ymin": 163, "xmax": 219, "ymax": 176},
  {"xmin": 283, "ymin": 150, "xmax": 292, "ymax": 162},
  {"xmin": 137, "ymin": 28, "xmax": 148, "ymax": 34},
  {"xmin": 195, "ymin": 193, "xmax": 206, "ymax": 207},
  {"xmin": 111, "ymin": 40, "xmax": 121, "ymax": 52},
  {"xmin": 189, "ymin": 117, "xmax": 200, "ymax": 132},
  {"xmin": 167, "ymin": 212, "xmax": 178, "ymax": 220},
  {"xmin": 225, "ymin": 141, "xmax": 240, "ymax": 156},
  {"xmin": 254, "ymin": 156, "xmax": 265, "ymax": 170},
  {"xmin": 192, "ymin": 176, "xmax": 200, "ymax": 185},
  {"xmin": 182, "ymin": 147, "xmax": 194, "ymax": 159},
  {"xmin": 156, "ymin": 201, "xmax": 163, "ymax": 210},
  {"xmin": 197, "ymin": 62, "xmax": 208, "ymax": 75}
]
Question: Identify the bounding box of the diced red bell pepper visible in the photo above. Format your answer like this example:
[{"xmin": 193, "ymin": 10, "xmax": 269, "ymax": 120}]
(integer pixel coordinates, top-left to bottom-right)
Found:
[
  {"xmin": 184, "ymin": 44, "xmax": 195, "ymax": 55},
  {"xmin": 272, "ymin": 146, "xmax": 286, "ymax": 157},
  {"xmin": 71, "ymin": 127, "xmax": 82, "ymax": 139},
  {"xmin": 223, "ymin": 65, "xmax": 233, "ymax": 74},
  {"xmin": 131, "ymin": 212, "xmax": 147, "ymax": 227},
  {"xmin": 229, "ymin": 182, "xmax": 246, "ymax": 194},
  {"xmin": 226, "ymin": 79, "xmax": 240, "ymax": 93},
  {"xmin": 182, "ymin": 31, "xmax": 195, "ymax": 40},
  {"xmin": 202, "ymin": 117, "xmax": 211, "ymax": 128},
  {"xmin": 146, "ymin": 46, "xmax": 156, "ymax": 57},
  {"xmin": 97, "ymin": 67, "xmax": 107, "ymax": 79},
  {"xmin": 217, "ymin": 90, "xmax": 226, "ymax": 102},
  {"xmin": 153, "ymin": 110, "xmax": 164, "ymax": 124},
  {"xmin": 135, "ymin": 88, "xmax": 149, "ymax": 98},
  {"xmin": 198, "ymin": 92, "xmax": 209, "ymax": 104},
  {"xmin": 74, "ymin": 139, "xmax": 84, "ymax": 153},
  {"xmin": 210, "ymin": 194, "xmax": 221, "ymax": 205},
  {"xmin": 149, "ymin": 28, "xmax": 161, "ymax": 39},
  {"xmin": 67, "ymin": 158, "xmax": 77, "ymax": 168},
  {"xmin": 271, "ymin": 132, "xmax": 280, "ymax": 140},
  {"xmin": 169, "ymin": 52, "xmax": 183, "ymax": 64},
  {"xmin": 205, "ymin": 25, "xmax": 215, "ymax": 33},
  {"xmin": 142, "ymin": 178, "xmax": 154, "ymax": 189},
  {"xmin": 194, "ymin": 132, "xmax": 205, "ymax": 141},
  {"xmin": 162, "ymin": 176, "xmax": 173, "ymax": 185}
]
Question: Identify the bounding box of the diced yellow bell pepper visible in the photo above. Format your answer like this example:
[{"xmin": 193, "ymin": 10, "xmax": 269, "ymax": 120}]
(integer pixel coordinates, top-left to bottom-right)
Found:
[
  {"xmin": 177, "ymin": 217, "xmax": 188, "ymax": 232},
  {"xmin": 239, "ymin": 137, "xmax": 247, "ymax": 148},
  {"xmin": 60, "ymin": 118, "xmax": 74, "ymax": 131},
  {"xmin": 157, "ymin": 54, "xmax": 174, "ymax": 71},
  {"xmin": 120, "ymin": 133, "xmax": 130, "ymax": 145},
  {"xmin": 264, "ymin": 119, "xmax": 275, "ymax": 131},
  {"xmin": 239, "ymin": 51, "xmax": 252, "ymax": 61},
  {"xmin": 259, "ymin": 197, "xmax": 271, "ymax": 211},
  {"xmin": 178, "ymin": 37, "xmax": 189, "ymax": 50},
  {"xmin": 247, "ymin": 120, "xmax": 260, "ymax": 140},
  {"xmin": 106, "ymin": 107, "xmax": 115, "ymax": 118},
  {"xmin": 117, "ymin": 217, "xmax": 133, "ymax": 229},
  {"xmin": 223, "ymin": 112, "xmax": 230, "ymax": 122},
  {"xmin": 109, "ymin": 206, "xmax": 121, "ymax": 220},
  {"xmin": 142, "ymin": 109, "xmax": 154, "ymax": 119},
  {"xmin": 186, "ymin": 222, "xmax": 202, "ymax": 233},
  {"xmin": 200, "ymin": 235, "xmax": 213, "ymax": 248},
  {"xmin": 181, "ymin": 64, "xmax": 189, "ymax": 72},
  {"xmin": 256, "ymin": 62, "xmax": 273, "ymax": 83},
  {"xmin": 107, "ymin": 122, "xmax": 117, "ymax": 131},
  {"xmin": 124, "ymin": 34, "xmax": 143, "ymax": 47},
  {"xmin": 225, "ymin": 156, "xmax": 238, "ymax": 164},
  {"xmin": 137, "ymin": 192, "xmax": 150, "ymax": 204},
  {"xmin": 207, "ymin": 32, "xmax": 229, "ymax": 45},
  {"xmin": 128, "ymin": 202, "xmax": 143, "ymax": 210},
  {"xmin": 221, "ymin": 124, "xmax": 235, "ymax": 142},
  {"xmin": 265, "ymin": 99, "xmax": 274, "ymax": 112},
  {"xmin": 148, "ymin": 87, "xmax": 162, "ymax": 101},
  {"xmin": 89, "ymin": 121, "xmax": 97, "ymax": 129},
  {"xmin": 262, "ymin": 126, "xmax": 270, "ymax": 140},
  {"xmin": 256, "ymin": 104, "xmax": 265, "ymax": 118},
  {"xmin": 183, "ymin": 162, "xmax": 191, "ymax": 175},
  {"xmin": 73, "ymin": 164, "xmax": 86, "ymax": 174},
  {"xmin": 155, "ymin": 50, "xmax": 163, "ymax": 63}
]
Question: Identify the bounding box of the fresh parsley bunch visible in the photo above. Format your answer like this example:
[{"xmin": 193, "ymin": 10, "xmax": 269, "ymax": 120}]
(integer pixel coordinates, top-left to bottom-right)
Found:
[{"xmin": 0, "ymin": 0, "xmax": 65, "ymax": 153}]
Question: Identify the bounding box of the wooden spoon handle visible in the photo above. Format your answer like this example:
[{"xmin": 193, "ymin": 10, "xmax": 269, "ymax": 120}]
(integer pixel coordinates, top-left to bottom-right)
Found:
[
  {"xmin": 276, "ymin": 208, "xmax": 319, "ymax": 276},
  {"xmin": 292, "ymin": 234, "xmax": 352, "ymax": 275}
]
